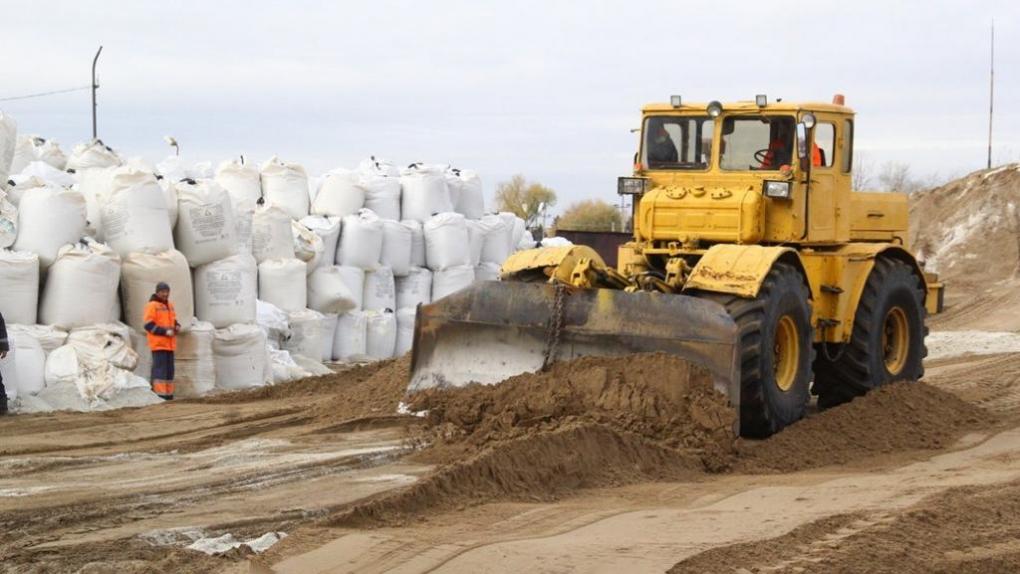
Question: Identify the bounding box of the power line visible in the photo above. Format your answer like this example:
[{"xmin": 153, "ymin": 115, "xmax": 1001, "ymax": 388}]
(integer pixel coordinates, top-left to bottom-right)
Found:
[{"xmin": 0, "ymin": 85, "xmax": 91, "ymax": 102}]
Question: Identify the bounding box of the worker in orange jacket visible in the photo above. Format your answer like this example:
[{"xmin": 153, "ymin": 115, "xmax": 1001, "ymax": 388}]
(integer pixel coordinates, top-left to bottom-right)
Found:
[{"xmin": 144, "ymin": 282, "xmax": 181, "ymax": 400}]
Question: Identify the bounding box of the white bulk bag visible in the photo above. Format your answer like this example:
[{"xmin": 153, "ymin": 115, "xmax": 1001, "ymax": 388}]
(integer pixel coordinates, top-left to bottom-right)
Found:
[
  {"xmin": 424, "ymin": 212, "xmax": 470, "ymax": 271},
  {"xmin": 1, "ymin": 326, "xmax": 47, "ymax": 396},
  {"xmin": 75, "ymin": 166, "xmax": 115, "ymax": 237},
  {"xmin": 213, "ymin": 324, "xmax": 269, "ymax": 389},
  {"xmin": 541, "ymin": 236, "xmax": 573, "ymax": 247},
  {"xmin": 395, "ymin": 307, "xmax": 416, "ymax": 356},
  {"xmin": 0, "ymin": 193, "xmax": 15, "ymax": 249},
  {"xmin": 256, "ymin": 299, "xmax": 291, "ymax": 343},
  {"xmin": 292, "ymin": 220, "xmax": 324, "ymax": 272},
  {"xmin": 16, "ymin": 160, "xmax": 75, "ymax": 188},
  {"xmin": 400, "ymin": 164, "xmax": 453, "ymax": 222},
  {"xmin": 479, "ymin": 213, "xmax": 514, "ymax": 264},
  {"xmin": 319, "ymin": 313, "xmax": 338, "ymax": 362},
  {"xmin": 299, "ymin": 215, "xmax": 341, "ymax": 270},
  {"xmin": 67, "ymin": 323, "xmax": 138, "ymax": 372},
  {"xmin": 66, "ymin": 139, "xmax": 122, "ymax": 171},
  {"xmin": 432, "ymin": 265, "xmax": 475, "ymax": 301},
  {"xmin": 235, "ymin": 208, "xmax": 255, "ymax": 254},
  {"xmin": 251, "ymin": 205, "xmax": 295, "ymax": 263},
  {"xmin": 402, "ymin": 219, "xmax": 426, "ymax": 267},
  {"xmin": 312, "ymin": 169, "xmax": 365, "ymax": 217},
  {"xmin": 517, "ymin": 227, "xmax": 536, "ymax": 251},
  {"xmin": 307, "ymin": 266, "xmax": 359, "ymax": 314},
  {"xmin": 395, "ymin": 266, "xmax": 432, "ymax": 309},
  {"xmin": 333, "ymin": 311, "xmax": 368, "ymax": 362},
  {"xmin": 365, "ymin": 310, "xmax": 397, "ymax": 361},
  {"xmin": 4, "ymin": 175, "xmax": 45, "ymax": 207},
  {"xmin": 175, "ymin": 320, "xmax": 216, "ymax": 398},
  {"xmin": 193, "ymin": 253, "xmax": 258, "ymax": 327},
  {"xmin": 102, "ymin": 168, "xmax": 174, "ymax": 256},
  {"xmin": 35, "ymin": 138, "xmax": 67, "ymax": 170},
  {"xmin": 174, "ymin": 179, "xmax": 237, "ymax": 266},
  {"xmin": 44, "ymin": 344, "xmax": 81, "ymax": 390},
  {"xmin": 120, "ymin": 249, "xmax": 194, "ymax": 333},
  {"xmin": 214, "ymin": 159, "xmax": 262, "ymax": 212},
  {"xmin": 282, "ymin": 309, "xmax": 325, "ymax": 360},
  {"xmin": 0, "ymin": 250, "xmax": 39, "ymax": 324},
  {"xmin": 260, "ymin": 156, "xmax": 309, "ymax": 219},
  {"xmin": 449, "ymin": 168, "xmax": 485, "ymax": 219},
  {"xmin": 475, "ymin": 261, "xmax": 502, "ymax": 282},
  {"xmin": 11, "ymin": 136, "xmax": 37, "ymax": 177},
  {"xmin": 0, "ymin": 112, "xmax": 16, "ymax": 184},
  {"xmin": 334, "ymin": 265, "xmax": 365, "ymax": 311},
  {"xmin": 358, "ymin": 156, "xmax": 400, "ymax": 177},
  {"xmin": 40, "ymin": 240, "xmax": 121, "ymax": 329},
  {"xmin": 258, "ymin": 258, "xmax": 307, "ymax": 312},
  {"xmin": 13, "ymin": 183, "xmax": 87, "ymax": 268},
  {"xmin": 16, "ymin": 325, "xmax": 68, "ymax": 355},
  {"xmin": 380, "ymin": 219, "xmax": 413, "ymax": 277},
  {"xmin": 363, "ymin": 266, "xmax": 396, "ymax": 312},
  {"xmin": 338, "ymin": 209, "xmax": 383, "ymax": 269},
  {"xmin": 159, "ymin": 177, "xmax": 179, "ymax": 228},
  {"xmin": 503, "ymin": 212, "xmax": 527, "ymax": 247},
  {"xmin": 361, "ymin": 173, "xmax": 401, "ymax": 221},
  {"xmin": 466, "ymin": 219, "xmax": 486, "ymax": 266}
]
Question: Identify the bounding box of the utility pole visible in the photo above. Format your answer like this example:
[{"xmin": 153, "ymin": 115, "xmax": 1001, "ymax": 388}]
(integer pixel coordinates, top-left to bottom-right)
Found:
[
  {"xmin": 987, "ymin": 21, "xmax": 994, "ymax": 170},
  {"xmin": 91, "ymin": 46, "xmax": 103, "ymax": 140}
]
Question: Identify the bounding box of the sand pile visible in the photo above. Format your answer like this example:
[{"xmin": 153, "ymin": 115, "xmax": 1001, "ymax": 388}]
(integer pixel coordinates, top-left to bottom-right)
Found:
[
  {"xmin": 910, "ymin": 163, "xmax": 1020, "ymax": 287},
  {"xmin": 740, "ymin": 381, "xmax": 987, "ymax": 473}
]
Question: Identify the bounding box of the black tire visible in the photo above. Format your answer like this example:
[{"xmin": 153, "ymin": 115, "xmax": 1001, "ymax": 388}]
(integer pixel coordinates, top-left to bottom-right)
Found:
[
  {"xmin": 813, "ymin": 258, "xmax": 927, "ymax": 409},
  {"xmin": 695, "ymin": 262, "xmax": 814, "ymax": 438}
]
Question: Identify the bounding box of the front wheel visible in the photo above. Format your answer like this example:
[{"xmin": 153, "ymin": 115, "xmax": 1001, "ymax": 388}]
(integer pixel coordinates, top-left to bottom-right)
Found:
[{"xmin": 694, "ymin": 261, "xmax": 814, "ymax": 438}]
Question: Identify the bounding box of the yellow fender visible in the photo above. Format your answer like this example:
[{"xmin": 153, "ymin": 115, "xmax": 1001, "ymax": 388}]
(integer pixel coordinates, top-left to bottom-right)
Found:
[{"xmin": 683, "ymin": 244, "xmax": 804, "ymax": 298}]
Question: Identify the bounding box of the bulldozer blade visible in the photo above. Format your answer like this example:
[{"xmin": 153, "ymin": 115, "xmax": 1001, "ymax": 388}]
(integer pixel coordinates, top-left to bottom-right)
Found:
[{"xmin": 408, "ymin": 282, "xmax": 740, "ymax": 411}]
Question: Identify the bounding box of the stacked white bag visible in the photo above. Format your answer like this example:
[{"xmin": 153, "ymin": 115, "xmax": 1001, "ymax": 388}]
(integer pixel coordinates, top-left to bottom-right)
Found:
[
  {"xmin": 40, "ymin": 239, "xmax": 122, "ymax": 329},
  {"xmin": 215, "ymin": 159, "xmax": 262, "ymax": 212},
  {"xmin": 359, "ymin": 159, "xmax": 402, "ymax": 220},
  {"xmin": 300, "ymin": 215, "xmax": 341, "ymax": 270},
  {"xmin": 0, "ymin": 250, "xmax": 40, "ymax": 324},
  {"xmin": 252, "ymin": 205, "xmax": 295, "ymax": 262},
  {"xmin": 193, "ymin": 253, "xmax": 258, "ymax": 327},
  {"xmin": 446, "ymin": 168, "xmax": 485, "ymax": 219},
  {"xmin": 260, "ymin": 156, "xmax": 309, "ymax": 219},
  {"xmin": 174, "ymin": 179, "xmax": 236, "ymax": 266},
  {"xmin": 400, "ymin": 163, "xmax": 453, "ymax": 222},
  {"xmin": 66, "ymin": 139, "xmax": 121, "ymax": 172},
  {"xmin": 213, "ymin": 324, "xmax": 270, "ymax": 390},
  {"xmin": 312, "ymin": 169, "xmax": 364, "ymax": 218},
  {"xmin": 120, "ymin": 249, "xmax": 194, "ymax": 333},
  {"xmin": 102, "ymin": 167, "xmax": 175, "ymax": 256},
  {"xmin": 13, "ymin": 182, "xmax": 87, "ymax": 268},
  {"xmin": 0, "ymin": 112, "xmax": 17, "ymax": 184},
  {"xmin": 338, "ymin": 209, "xmax": 383, "ymax": 269}
]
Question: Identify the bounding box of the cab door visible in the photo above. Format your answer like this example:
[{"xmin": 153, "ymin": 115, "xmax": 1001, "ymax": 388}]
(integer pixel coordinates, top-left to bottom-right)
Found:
[{"xmin": 804, "ymin": 114, "xmax": 848, "ymax": 244}]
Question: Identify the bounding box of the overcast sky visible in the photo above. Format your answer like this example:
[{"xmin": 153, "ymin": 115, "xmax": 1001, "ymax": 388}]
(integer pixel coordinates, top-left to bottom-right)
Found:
[{"xmin": 2, "ymin": 0, "xmax": 1017, "ymax": 212}]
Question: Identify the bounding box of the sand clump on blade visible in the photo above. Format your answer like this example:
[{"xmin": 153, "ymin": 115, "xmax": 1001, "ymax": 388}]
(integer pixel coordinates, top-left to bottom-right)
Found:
[{"xmin": 406, "ymin": 353, "xmax": 737, "ymax": 468}]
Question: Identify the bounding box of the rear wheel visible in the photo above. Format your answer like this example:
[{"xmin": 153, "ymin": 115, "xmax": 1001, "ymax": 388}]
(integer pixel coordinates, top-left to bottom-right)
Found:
[
  {"xmin": 694, "ymin": 262, "xmax": 814, "ymax": 438},
  {"xmin": 813, "ymin": 258, "xmax": 927, "ymax": 409}
]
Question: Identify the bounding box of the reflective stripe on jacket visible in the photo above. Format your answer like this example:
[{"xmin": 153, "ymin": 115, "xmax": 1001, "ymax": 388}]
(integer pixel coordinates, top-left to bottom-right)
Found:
[{"xmin": 143, "ymin": 298, "xmax": 178, "ymax": 352}]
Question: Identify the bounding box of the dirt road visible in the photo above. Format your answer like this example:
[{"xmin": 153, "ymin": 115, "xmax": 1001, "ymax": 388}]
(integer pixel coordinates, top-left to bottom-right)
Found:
[{"xmin": 3, "ymin": 339, "xmax": 1020, "ymax": 573}]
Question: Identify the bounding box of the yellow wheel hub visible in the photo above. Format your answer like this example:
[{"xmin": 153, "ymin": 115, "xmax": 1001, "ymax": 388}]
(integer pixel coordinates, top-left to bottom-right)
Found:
[
  {"xmin": 773, "ymin": 315, "xmax": 800, "ymax": 392},
  {"xmin": 883, "ymin": 306, "xmax": 910, "ymax": 375}
]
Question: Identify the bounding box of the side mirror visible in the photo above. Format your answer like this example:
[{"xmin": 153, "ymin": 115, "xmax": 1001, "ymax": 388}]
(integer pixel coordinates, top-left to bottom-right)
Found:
[{"xmin": 796, "ymin": 123, "xmax": 808, "ymax": 159}]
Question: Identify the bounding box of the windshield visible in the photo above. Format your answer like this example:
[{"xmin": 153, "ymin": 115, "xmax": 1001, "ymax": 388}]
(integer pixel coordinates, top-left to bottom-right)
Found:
[
  {"xmin": 720, "ymin": 115, "xmax": 796, "ymax": 171},
  {"xmin": 642, "ymin": 116, "xmax": 713, "ymax": 170}
]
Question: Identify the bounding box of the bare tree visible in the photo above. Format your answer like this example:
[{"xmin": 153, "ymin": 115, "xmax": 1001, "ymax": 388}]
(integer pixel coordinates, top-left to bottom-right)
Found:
[
  {"xmin": 494, "ymin": 175, "xmax": 557, "ymax": 227},
  {"xmin": 852, "ymin": 152, "xmax": 873, "ymax": 191}
]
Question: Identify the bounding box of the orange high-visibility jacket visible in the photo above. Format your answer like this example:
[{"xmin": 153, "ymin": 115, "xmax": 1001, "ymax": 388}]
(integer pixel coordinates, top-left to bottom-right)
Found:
[{"xmin": 143, "ymin": 297, "xmax": 178, "ymax": 352}]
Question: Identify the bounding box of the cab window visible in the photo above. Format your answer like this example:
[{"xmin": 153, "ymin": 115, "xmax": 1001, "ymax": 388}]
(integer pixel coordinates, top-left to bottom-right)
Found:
[
  {"xmin": 814, "ymin": 123, "xmax": 835, "ymax": 168},
  {"xmin": 642, "ymin": 116, "xmax": 713, "ymax": 170},
  {"xmin": 841, "ymin": 120, "xmax": 853, "ymax": 173},
  {"xmin": 720, "ymin": 116, "xmax": 796, "ymax": 171}
]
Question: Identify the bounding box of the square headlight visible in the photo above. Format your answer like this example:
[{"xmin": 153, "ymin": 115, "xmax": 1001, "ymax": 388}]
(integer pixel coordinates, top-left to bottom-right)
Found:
[
  {"xmin": 618, "ymin": 177, "xmax": 649, "ymax": 196},
  {"xmin": 763, "ymin": 180, "xmax": 791, "ymax": 199}
]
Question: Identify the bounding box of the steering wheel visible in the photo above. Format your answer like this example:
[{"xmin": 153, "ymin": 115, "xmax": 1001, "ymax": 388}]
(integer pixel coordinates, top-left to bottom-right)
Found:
[{"xmin": 753, "ymin": 148, "xmax": 771, "ymax": 163}]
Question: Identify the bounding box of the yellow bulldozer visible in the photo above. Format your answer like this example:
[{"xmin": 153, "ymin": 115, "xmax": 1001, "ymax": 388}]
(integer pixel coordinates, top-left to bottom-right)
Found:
[{"xmin": 409, "ymin": 94, "xmax": 944, "ymax": 438}]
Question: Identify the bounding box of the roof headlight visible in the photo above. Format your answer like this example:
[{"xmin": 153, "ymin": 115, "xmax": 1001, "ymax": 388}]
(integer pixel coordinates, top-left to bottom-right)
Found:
[
  {"xmin": 801, "ymin": 112, "xmax": 816, "ymax": 129},
  {"xmin": 706, "ymin": 101, "xmax": 723, "ymax": 118},
  {"xmin": 670, "ymin": 95, "xmax": 682, "ymax": 108}
]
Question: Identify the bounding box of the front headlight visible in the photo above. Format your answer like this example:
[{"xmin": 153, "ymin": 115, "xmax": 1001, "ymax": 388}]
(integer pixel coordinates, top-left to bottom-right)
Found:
[
  {"xmin": 618, "ymin": 177, "xmax": 649, "ymax": 195},
  {"xmin": 763, "ymin": 180, "xmax": 791, "ymax": 199}
]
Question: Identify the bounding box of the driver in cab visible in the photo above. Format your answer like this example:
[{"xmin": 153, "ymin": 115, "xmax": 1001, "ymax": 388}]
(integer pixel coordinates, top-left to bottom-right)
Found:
[
  {"xmin": 647, "ymin": 120, "xmax": 678, "ymax": 165},
  {"xmin": 759, "ymin": 120, "xmax": 794, "ymax": 169}
]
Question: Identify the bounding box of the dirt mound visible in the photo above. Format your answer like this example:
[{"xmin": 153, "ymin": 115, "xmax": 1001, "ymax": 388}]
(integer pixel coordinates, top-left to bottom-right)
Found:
[
  {"xmin": 669, "ymin": 478, "xmax": 1020, "ymax": 574},
  {"xmin": 739, "ymin": 381, "xmax": 988, "ymax": 473},
  {"xmin": 405, "ymin": 353, "xmax": 736, "ymax": 468},
  {"xmin": 910, "ymin": 163, "xmax": 1020, "ymax": 288}
]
